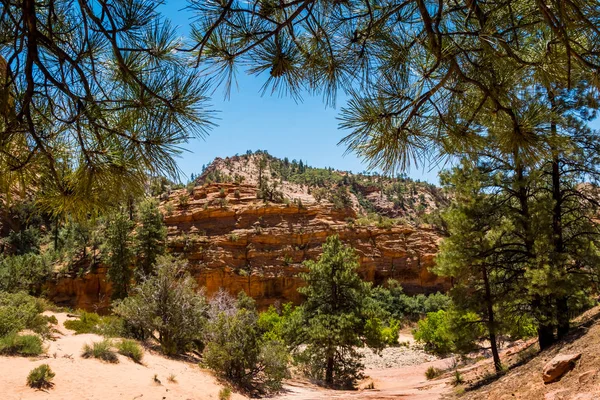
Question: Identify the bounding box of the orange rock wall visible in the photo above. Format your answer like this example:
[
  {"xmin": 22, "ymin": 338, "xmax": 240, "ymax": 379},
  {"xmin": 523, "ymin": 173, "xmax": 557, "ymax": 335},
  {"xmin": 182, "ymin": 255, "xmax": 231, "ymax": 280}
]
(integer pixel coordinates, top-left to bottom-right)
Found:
[{"xmin": 45, "ymin": 183, "xmax": 450, "ymax": 311}]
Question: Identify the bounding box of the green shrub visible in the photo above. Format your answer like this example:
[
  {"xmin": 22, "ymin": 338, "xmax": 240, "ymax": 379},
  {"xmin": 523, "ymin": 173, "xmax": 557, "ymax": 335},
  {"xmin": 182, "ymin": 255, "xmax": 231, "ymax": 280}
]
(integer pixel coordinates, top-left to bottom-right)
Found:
[
  {"xmin": 6, "ymin": 227, "xmax": 40, "ymax": 256},
  {"xmin": 452, "ymin": 370, "xmax": 464, "ymax": 386},
  {"xmin": 423, "ymin": 292, "xmax": 452, "ymax": 314},
  {"xmin": 27, "ymin": 364, "xmax": 55, "ymax": 389},
  {"xmin": 95, "ymin": 315, "xmax": 127, "ymax": 337},
  {"xmin": 0, "ymin": 291, "xmax": 49, "ymax": 337},
  {"xmin": 425, "ymin": 366, "xmax": 442, "ymax": 380},
  {"xmin": 203, "ymin": 292, "xmax": 289, "ymax": 392},
  {"xmin": 413, "ymin": 310, "xmax": 455, "ymax": 355},
  {"xmin": 218, "ymin": 386, "xmax": 232, "ymax": 400},
  {"xmin": 380, "ymin": 319, "xmax": 401, "ymax": 346},
  {"xmin": 257, "ymin": 303, "xmax": 297, "ymax": 343},
  {"xmin": 64, "ymin": 311, "xmax": 126, "ymax": 337},
  {"xmin": 0, "ymin": 253, "xmax": 51, "ymax": 294},
  {"xmin": 117, "ymin": 339, "xmax": 143, "ymax": 364},
  {"xmin": 114, "ymin": 256, "xmax": 207, "ymax": 356},
  {"xmin": 414, "ymin": 310, "xmax": 482, "ymax": 355},
  {"xmin": 82, "ymin": 339, "xmax": 119, "ymax": 363},
  {"xmin": 371, "ymin": 280, "xmax": 451, "ymax": 322},
  {"xmin": 0, "ymin": 333, "xmax": 43, "ymax": 356},
  {"xmin": 44, "ymin": 315, "xmax": 59, "ymax": 325},
  {"xmin": 64, "ymin": 311, "xmax": 101, "ymax": 334}
]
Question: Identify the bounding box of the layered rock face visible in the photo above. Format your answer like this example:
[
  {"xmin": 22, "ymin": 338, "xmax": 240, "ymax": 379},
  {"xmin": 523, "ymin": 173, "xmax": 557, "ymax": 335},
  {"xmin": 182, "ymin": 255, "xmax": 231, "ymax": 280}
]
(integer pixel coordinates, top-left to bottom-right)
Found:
[
  {"xmin": 164, "ymin": 182, "xmax": 448, "ymax": 309},
  {"xmin": 44, "ymin": 153, "xmax": 450, "ymax": 311}
]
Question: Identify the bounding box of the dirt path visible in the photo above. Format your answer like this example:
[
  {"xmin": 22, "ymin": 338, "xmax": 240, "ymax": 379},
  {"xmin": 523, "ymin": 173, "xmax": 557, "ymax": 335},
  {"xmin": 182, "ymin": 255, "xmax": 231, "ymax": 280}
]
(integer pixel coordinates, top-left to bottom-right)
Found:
[
  {"xmin": 273, "ymin": 337, "xmax": 457, "ymax": 400},
  {"xmin": 273, "ymin": 358, "xmax": 454, "ymax": 400}
]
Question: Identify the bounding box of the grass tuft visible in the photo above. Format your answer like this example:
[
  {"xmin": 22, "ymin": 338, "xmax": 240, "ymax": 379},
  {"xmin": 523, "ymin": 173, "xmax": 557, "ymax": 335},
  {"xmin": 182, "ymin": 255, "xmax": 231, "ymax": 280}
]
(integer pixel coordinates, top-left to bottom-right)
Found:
[
  {"xmin": 81, "ymin": 339, "xmax": 118, "ymax": 363},
  {"xmin": 117, "ymin": 339, "xmax": 143, "ymax": 364},
  {"xmin": 452, "ymin": 369, "xmax": 464, "ymax": 386},
  {"xmin": 219, "ymin": 386, "xmax": 232, "ymax": 400},
  {"xmin": 425, "ymin": 366, "xmax": 442, "ymax": 380},
  {"xmin": 27, "ymin": 364, "xmax": 55, "ymax": 389},
  {"xmin": 0, "ymin": 333, "xmax": 43, "ymax": 356}
]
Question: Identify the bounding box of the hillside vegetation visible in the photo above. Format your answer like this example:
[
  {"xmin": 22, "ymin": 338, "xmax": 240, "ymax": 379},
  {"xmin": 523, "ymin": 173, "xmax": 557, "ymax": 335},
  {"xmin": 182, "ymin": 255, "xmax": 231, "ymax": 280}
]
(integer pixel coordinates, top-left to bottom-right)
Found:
[{"xmin": 194, "ymin": 150, "xmax": 448, "ymax": 227}]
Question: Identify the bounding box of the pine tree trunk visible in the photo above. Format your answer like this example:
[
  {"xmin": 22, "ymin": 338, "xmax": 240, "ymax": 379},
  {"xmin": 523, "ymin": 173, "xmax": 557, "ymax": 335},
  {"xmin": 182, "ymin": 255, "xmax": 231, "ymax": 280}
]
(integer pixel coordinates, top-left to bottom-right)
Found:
[
  {"xmin": 54, "ymin": 219, "xmax": 59, "ymax": 250},
  {"xmin": 482, "ymin": 266, "xmax": 502, "ymax": 372},
  {"xmin": 534, "ymin": 295, "xmax": 555, "ymax": 349},
  {"xmin": 556, "ymin": 296, "xmax": 570, "ymax": 339},
  {"xmin": 549, "ymin": 90, "xmax": 570, "ymax": 340},
  {"xmin": 514, "ymin": 154, "xmax": 557, "ymax": 348},
  {"xmin": 538, "ymin": 322, "xmax": 555, "ymax": 350},
  {"xmin": 326, "ymin": 353, "xmax": 334, "ymax": 385}
]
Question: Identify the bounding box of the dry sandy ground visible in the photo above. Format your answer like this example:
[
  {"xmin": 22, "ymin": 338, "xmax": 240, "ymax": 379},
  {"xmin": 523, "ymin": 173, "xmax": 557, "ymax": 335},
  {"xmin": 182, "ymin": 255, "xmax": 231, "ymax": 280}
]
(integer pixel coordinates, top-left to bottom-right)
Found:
[
  {"xmin": 0, "ymin": 314, "xmax": 462, "ymax": 400},
  {"xmin": 272, "ymin": 357, "xmax": 455, "ymax": 400},
  {"xmin": 0, "ymin": 313, "xmax": 247, "ymax": 400}
]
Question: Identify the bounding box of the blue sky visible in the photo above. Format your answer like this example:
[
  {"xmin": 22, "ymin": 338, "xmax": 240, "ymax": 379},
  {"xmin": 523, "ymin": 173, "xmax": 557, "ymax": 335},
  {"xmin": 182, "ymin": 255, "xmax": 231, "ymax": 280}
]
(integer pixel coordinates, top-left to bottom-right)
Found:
[{"xmin": 159, "ymin": 1, "xmax": 442, "ymax": 184}]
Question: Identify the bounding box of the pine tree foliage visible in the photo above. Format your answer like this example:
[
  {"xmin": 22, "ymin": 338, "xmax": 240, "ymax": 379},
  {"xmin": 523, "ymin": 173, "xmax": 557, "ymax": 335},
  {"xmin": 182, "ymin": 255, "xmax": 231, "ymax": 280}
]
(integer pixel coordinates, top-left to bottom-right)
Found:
[
  {"xmin": 135, "ymin": 198, "xmax": 167, "ymax": 277},
  {"xmin": 0, "ymin": 0, "xmax": 215, "ymax": 216},
  {"xmin": 436, "ymin": 161, "xmax": 529, "ymax": 371},
  {"xmin": 190, "ymin": 0, "xmax": 600, "ymax": 173},
  {"xmin": 103, "ymin": 211, "xmax": 134, "ymax": 300},
  {"xmin": 295, "ymin": 235, "xmax": 386, "ymax": 387}
]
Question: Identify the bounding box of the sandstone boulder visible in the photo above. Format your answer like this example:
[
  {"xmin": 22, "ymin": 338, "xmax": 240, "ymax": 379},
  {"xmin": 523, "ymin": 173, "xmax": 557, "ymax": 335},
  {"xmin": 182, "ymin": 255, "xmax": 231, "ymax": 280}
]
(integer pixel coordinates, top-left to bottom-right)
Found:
[{"xmin": 542, "ymin": 353, "xmax": 582, "ymax": 383}]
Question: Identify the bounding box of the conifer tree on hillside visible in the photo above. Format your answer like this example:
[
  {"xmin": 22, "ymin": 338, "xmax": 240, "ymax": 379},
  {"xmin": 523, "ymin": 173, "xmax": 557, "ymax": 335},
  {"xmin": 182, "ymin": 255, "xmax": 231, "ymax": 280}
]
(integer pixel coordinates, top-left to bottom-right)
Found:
[
  {"xmin": 436, "ymin": 161, "xmax": 527, "ymax": 372},
  {"xmin": 135, "ymin": 199, "xmax": 167, "ymax": 277},
  {"xmin": 104, "ymin": 212, "xmax": 134, "ymax": 300}
]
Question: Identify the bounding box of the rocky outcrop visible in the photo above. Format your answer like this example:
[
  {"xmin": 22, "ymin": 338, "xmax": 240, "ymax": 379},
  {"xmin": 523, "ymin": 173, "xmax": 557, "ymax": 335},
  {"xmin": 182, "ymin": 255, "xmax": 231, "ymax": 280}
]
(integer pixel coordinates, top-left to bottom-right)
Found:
[
  {"xmin": 163, "ymin": 182, "xmax": 449, "ymax": 308},
  {"xmin": 543, "ymin": 353, "xmax": 582, "ymax": 383},
  {"xmin": 45, "ymin": 154, "xmax": 451, "ymax": 311},
  {"xmin": 44, "ymin": 267, "xmax": 112, "ymax": 313}
]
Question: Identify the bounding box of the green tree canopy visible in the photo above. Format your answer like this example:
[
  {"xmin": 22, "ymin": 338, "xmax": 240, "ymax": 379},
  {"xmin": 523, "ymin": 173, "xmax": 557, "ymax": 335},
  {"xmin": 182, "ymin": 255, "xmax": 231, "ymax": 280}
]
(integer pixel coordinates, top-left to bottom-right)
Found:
[
  {"xmin": 0, "ymin": 0, "xmax": 215, "ymax": 216},
  {"xmin": 103, "ymin": 211, "xmax": 134, "ymax": 300},
  {"xmin": 295, "ymin": 235, "xmax": 386, "ymax": 387},
  {"xmin": 190, "ymin": 0, "xmax": 600, "ymax": 172},
  {"xmin": 135, "ymin": 198, "xmax": 167, "ymax": 277}
]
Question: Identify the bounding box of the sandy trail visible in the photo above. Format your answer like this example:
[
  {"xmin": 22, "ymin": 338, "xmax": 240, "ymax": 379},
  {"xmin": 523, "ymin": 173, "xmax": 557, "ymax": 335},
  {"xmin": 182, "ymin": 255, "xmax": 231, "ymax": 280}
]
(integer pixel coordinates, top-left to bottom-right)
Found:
[{"xmin": 271, "ymin": 358, "xmax": 454, "ymax": 400}]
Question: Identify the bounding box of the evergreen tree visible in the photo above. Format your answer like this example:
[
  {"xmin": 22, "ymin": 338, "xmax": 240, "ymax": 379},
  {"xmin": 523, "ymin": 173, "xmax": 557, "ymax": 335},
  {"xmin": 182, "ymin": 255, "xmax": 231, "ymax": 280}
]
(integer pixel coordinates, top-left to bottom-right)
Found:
[
  {"xmin": 295, "ymin": 235, "xmax": 386, "ymax": 387},
  {"xmin": 135, "ymin": 199, "xmax": 167, "ymax": 277},
  {"xmin": 436, "ymin": 161, "xmax": 528, "ymax": 371},
  {"xmin": 103, "ymin": 212, "xmax": 134, "ymax": 300},
  {"xmin": 191, "ymin": 1, "xmax": 599, "ymax": 172},
  {"xmin": 0, "ymin": 1, "xmax": 214, "ymax": 216}
]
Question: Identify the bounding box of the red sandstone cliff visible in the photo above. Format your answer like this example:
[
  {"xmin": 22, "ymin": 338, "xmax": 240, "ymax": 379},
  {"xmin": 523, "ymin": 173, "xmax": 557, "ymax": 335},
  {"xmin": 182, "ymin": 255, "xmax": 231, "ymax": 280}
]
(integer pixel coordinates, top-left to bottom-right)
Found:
[{"xmin": 45, "ymin": 153, "xmax": 450, "ymax": 311}]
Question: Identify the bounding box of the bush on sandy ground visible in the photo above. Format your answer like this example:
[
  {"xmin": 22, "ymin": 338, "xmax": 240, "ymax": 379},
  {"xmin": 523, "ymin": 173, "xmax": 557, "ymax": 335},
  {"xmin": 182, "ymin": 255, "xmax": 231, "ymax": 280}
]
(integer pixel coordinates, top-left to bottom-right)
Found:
[
  {"xmin": 27, "ymin": 364, "xmax": 55, "ymax": 389},
  {"xmin": 203, "ymin": 291, "xmax": 289, "ymax": 393},
  {"xmin": 82, "ymin": 339, "xmax": 119, "ymax": 363},
  {"xmin": 0, "ymin": 292, "xmax": 51, "ymax": 338},
  {"xmin": 0, "ymin": 332, "xmax": 43, "ymax": 356},
  {"xmin": 114, "ymin": 256, "xmax": 207, "ymax": 356},
  {"xmin": 117, "ymin": 339, "xmax": 143, "ymax": 364},
  {"xmin": 64, "ymin": 311, "xmax": 126, "ymax": 337}
]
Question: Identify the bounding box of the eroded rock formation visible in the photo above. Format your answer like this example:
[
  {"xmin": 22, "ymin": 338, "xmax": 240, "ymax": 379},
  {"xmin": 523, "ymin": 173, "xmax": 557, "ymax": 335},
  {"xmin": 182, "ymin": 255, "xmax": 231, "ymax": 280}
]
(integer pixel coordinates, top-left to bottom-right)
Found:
[{"xmin": 45, "ymin": 154, "xmax": 450, "ymax": 311}]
